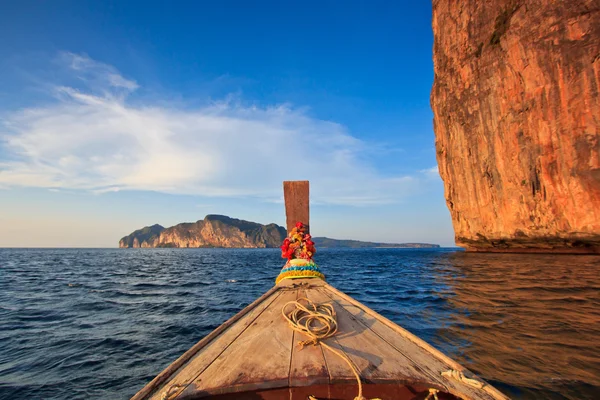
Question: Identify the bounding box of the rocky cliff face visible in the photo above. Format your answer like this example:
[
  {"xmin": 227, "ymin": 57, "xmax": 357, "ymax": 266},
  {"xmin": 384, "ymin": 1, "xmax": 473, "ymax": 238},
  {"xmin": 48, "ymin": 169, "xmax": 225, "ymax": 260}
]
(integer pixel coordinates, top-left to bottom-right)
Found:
[
  {"xmin": 119, "ymin": 215, "xmax": 286, "ymax": 248},
  {"xmin": 119, "ymin": 224, "xmax": 165, "ymax": 248},
  {"xmin": 431, "ymin": 0, "xmax": 600, "ymax": 253}
]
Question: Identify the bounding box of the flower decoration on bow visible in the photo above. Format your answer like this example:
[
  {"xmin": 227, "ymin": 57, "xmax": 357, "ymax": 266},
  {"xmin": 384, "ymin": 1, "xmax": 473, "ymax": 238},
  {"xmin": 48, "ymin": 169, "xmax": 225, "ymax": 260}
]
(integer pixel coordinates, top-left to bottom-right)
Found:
[{"xmin": 280, "ymin": 222, "xmax": 316, "ymax": 260}]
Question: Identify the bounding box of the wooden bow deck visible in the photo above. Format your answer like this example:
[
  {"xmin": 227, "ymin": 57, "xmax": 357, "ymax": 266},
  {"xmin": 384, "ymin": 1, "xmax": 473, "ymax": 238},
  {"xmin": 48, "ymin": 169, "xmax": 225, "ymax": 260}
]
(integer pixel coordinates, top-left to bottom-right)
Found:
[
  {"xmin": 131, "ymin": 181, "xmax": 509, "ymax": 400},
  {"xmin": 131, "ymin": 278, "xmax": 509, "ymax": 400}
]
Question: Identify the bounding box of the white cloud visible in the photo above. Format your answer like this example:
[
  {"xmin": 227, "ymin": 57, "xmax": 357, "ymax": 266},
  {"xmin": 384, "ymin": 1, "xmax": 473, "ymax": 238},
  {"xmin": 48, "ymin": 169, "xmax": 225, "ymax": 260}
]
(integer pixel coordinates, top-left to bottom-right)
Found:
[
  {"xmin": 59, "ymin": 52, "xmax": 139, "ymax": 92},
  {"xmin": 420, "ymin": 166, "xmax": 441, "ymax": 180},
  {"xmin": 0, "ymin": 53, "xmax": 423, "ymax": 205}
]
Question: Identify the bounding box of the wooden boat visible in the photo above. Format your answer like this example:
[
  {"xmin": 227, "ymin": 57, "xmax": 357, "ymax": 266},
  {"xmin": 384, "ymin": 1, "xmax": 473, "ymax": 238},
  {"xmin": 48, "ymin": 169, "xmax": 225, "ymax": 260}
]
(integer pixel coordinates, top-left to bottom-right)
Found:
[{"xmin": 132, "ymin": 182, "xmax": 509, "ymax": 400}]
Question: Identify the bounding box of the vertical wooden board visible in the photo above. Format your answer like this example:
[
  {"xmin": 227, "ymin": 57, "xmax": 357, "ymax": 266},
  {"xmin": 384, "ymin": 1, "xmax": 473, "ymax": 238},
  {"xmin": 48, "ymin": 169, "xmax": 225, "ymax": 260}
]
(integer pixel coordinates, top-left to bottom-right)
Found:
[
  {"xmin": 283, "ymin": 181, "xmax": 309, "ymax": 233},
  {"xmin": 320, "ymin": 287, "xmax": 504, "ymax": 400},
  {"xmin": 309, "ymin": 288, "xmax": 440, "ymax": 386},
  {"xmin": 288, "ymin": 287, "xmax": 330, "ymax": 387},
  {"xmin": 182, "ymin": 289, "xmax": 300, "ymax": 396},
  {"xmin": 147, "ymin": 290, "xmax": 282, "ymax": 400}
]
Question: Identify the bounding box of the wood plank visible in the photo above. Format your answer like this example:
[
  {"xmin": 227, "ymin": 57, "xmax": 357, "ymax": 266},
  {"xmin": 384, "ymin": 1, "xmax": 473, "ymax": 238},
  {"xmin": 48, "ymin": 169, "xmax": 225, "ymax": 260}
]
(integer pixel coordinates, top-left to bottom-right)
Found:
[
  {"xmin": 318, "ymin": 287, "xmax": 461, "ymax": 394},
  {"xmin": 181, "ymin": 289, "xmax": 300, "ymax": 396},
  {"xmin": 317, "ymin": 287, "xmax": 451, "ymax": 390},
  {"xmin": 283, "ymin": 180, "xmax": 309, "ymax": 234},
  {"xmin": 302, "ymin": 289, "xmax": 357, "ymax": 384},
  {"xmin": 307, "ymin": 288, "xmax": 441, "ymax": 388},
  {"xmin": 277, "ymin": 277, "xmax": 326, "ymax": 289},
  {"xmin": 143, "ymin": 288, "xmax": 283, "ymax": 400},
  {"xmin": 321, "ymin": 283, "xmax": 509, "ymax": 400},
  {"xmin": 288, "ymin": 287, "xmax": 330, "ymax": 387}
]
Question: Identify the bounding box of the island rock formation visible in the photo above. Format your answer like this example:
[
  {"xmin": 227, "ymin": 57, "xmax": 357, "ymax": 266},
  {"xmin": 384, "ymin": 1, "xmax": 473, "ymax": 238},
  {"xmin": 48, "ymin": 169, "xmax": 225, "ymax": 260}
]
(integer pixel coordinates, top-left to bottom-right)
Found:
[
  {"xmin": 313, "ymin": 237, "xmax": 440, "ymax": 249},
  {"xmin": 431, "ymin": 0, "xmax": 600, "ymax": 253},
  {"xmin": 119, "ymin": 224, "xmax": 165, "ymax": 248},
  {"xmin": 119, "ymin": 215, "xmax": 287, "ymax": 248},
  {"xmin": 119, "ymin": 215, "xmax": 441, "ymax": 249}
]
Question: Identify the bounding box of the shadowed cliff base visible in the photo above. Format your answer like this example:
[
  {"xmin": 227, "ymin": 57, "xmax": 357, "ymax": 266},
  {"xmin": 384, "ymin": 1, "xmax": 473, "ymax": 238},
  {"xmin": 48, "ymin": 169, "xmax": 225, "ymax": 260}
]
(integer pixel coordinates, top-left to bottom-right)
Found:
[{"xmin": 458, "ymin": 235, "xmax": 600, "ymax": 254}]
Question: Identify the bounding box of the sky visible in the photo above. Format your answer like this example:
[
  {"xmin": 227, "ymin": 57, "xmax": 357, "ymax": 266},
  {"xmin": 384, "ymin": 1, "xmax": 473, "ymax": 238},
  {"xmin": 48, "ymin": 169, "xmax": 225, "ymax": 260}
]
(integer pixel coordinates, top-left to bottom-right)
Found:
[{"xmin": 0, "ymin": 0, "xmax": 456, "ymax": 247}]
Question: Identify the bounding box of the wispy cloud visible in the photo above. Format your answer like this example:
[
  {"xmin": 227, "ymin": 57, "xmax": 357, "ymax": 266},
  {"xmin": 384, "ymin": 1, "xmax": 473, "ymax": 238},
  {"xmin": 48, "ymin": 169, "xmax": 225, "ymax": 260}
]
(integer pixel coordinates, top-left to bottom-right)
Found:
[
  {"xmin": 59, "ymin": 51, "xmax": 139, "ymax": 92},
  {"xmin": 420, "ymin": 166, "xmax": 440, "ymax": 180},
  {"xmin": 0, "ymin": 53, "xmax": 424, "ymax": 205}
]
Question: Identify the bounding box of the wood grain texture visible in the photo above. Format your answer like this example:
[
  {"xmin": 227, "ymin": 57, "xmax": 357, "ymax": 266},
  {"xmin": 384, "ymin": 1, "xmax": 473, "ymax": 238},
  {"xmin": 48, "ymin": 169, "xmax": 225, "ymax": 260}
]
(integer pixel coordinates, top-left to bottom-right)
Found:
[
  {"xmin": 308, "ymin": 289, "xmax": 438, "ymax": 387},
  {"xmin": 318, "ymin": 287, "xmax": 449, "ymax": 388},
  {"xmin": 301, "ymin": 289, "xmax": 357, "ymax": 384},
  {"xmin": 321, "ymin": 283, "xmax": 510, "ymax": 400},
  {"xmin": 134, "ymin": 278, "xmax": 508, "ymax": 400},
  {"xmin": 132, "ymin": 285, "xmax": 281, "ymax": 400},
  {"xmin": 283, "ymin": 181, "xmax": 309, "ymax": 234},
  {"xmin": 288, "ymin": 287, "xmax": 330, "ymax": 387},
  {"xmin": 181, "ymin": 289, "xmax": 299, "ymax": 397}
]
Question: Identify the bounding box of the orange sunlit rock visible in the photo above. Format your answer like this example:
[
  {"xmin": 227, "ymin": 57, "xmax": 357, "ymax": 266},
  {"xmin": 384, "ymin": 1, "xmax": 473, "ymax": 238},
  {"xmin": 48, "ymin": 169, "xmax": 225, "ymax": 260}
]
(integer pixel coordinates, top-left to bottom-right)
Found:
[{"xmin": 431, "ymin": 0, "xmax": 600, "ymax": 253}]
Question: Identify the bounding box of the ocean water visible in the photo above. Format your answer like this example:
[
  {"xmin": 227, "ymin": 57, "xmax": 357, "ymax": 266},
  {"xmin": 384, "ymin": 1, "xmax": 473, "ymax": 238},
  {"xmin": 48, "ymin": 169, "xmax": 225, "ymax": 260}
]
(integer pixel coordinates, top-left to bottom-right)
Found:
[{"xmin": 0, "ymin": 248, "xmax": 599, "ymax": 400}]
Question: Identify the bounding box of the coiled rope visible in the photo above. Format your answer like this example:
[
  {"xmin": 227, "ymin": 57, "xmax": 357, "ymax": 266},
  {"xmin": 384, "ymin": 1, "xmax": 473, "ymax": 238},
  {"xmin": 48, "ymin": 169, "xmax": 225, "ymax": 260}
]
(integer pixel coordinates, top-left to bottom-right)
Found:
[
  {"xmin": 282, "ymin": 298, "xmax": 381, "ymax": 400},
  {"xmin": 160, "ymin": 297, "xmax": 469, "ymax": 400}
]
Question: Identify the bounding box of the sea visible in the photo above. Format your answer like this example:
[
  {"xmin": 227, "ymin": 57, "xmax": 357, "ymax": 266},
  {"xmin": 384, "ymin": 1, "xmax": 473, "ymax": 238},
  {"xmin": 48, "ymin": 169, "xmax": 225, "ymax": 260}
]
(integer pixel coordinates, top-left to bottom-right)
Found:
[{"xmin": 0, "ymin": 248, "xmax": 599, "ymax": 400}]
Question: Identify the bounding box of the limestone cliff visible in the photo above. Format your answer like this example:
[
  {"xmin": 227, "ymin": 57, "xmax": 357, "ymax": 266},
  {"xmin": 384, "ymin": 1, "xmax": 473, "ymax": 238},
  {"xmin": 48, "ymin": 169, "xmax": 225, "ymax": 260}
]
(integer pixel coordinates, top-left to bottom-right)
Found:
[
  {"xmin": 119, "ymin": 224, "xmax": 165, "ymax": 248},
  {"xmin": 119, "ymin": 215, "xmax": 286, "ymax": 248},
  {"xmin": 431, "ymin": 0, "xmax": 600, "ymax": 253}
]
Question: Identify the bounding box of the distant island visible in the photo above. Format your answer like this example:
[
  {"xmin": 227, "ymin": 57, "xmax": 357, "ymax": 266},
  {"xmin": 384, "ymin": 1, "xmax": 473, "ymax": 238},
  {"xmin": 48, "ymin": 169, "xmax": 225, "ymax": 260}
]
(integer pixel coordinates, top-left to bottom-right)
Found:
[
  {"xmin": 119, "ymin": 215, "xmax": 439, "ymax": 249},
  {"xmin": 312, "ymin": 237, "xmax": 439, "ymax": 249}
]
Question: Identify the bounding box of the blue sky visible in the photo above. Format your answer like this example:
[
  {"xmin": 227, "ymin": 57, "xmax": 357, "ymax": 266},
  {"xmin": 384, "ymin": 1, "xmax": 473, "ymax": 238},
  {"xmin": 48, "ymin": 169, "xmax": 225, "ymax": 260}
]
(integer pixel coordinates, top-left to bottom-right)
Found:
[{"xmin": 0, "ymin": 1, "xmax": 455, "ymax": 247}]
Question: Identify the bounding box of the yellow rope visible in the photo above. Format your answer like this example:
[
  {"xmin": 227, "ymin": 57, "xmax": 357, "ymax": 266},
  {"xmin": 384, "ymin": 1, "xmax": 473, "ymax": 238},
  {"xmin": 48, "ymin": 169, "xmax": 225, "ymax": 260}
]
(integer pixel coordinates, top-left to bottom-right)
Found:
[
  {"xmin": 425, "ymin": 388, "xmax": 439, "ymax": 400},
  {"xmin": 441, "ymin": 369, "xmax": 484, "ymax": 389},
  {"xmin": 161, "ymin": 383, "xmax": 185, "ymax": 400},
  {"xmin": 282, "ymin": 298, "xmax": 381, "ymax": 400},
  {"xmin": 160, "ymin": 297, "xmax": 453, "ymax": 400}
]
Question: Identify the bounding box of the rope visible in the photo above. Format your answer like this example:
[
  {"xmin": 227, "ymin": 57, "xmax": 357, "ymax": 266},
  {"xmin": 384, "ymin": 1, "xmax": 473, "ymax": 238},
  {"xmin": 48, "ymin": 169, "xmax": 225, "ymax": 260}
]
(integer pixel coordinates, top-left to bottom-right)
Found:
[
  {"xmin": 441, "ymin": 369, "xmax": 484, "ymax": 389},
  {"xmin": 425, "ymin": 388, "xmax": 439, "ymax": 400},
  {"xmin": 282, "ymin": 298, "xmax": 381, "ymax": 400},
  {"xmin": 159, "ymin": 297, "xmax": 454, "ymax": 400},
  {"xmin": 161, "ymin": 384, "xmax": 186, "ymax": 400}
]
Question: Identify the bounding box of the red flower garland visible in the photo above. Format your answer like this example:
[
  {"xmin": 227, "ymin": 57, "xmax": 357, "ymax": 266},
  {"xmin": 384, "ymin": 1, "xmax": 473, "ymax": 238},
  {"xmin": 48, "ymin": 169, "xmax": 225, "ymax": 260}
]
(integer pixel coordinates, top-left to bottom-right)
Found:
[{"xmin": 280, "ymin": 222, "xmax": 316, "ymax": 260}]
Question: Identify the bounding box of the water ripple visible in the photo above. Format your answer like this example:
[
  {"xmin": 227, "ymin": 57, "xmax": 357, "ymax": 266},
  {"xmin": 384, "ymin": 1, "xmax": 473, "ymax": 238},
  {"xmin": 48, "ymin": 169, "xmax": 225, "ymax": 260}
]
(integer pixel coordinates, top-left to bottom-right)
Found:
[{"xmin": 0, "ymin": 248, "xmax": 599, "ymax": 399}]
